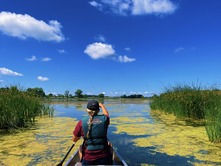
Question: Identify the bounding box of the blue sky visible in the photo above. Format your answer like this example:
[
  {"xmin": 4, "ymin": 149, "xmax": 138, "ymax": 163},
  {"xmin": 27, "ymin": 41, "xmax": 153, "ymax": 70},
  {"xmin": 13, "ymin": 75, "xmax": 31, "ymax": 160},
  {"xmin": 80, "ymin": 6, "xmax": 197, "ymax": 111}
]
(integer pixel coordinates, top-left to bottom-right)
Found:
[{"xmin": 0, "ymin": 0, "xmax": 221, "ymax": 97}]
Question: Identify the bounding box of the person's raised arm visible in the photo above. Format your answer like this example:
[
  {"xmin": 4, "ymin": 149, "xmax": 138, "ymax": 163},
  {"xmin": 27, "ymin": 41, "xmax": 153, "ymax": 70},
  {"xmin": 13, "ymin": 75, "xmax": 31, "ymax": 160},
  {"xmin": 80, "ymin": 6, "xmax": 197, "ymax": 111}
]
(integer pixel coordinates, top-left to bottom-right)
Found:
[
  {"xmin": 99, "ymin": 103, "xmax": 109, "ymax": 116},
  {"xmin": 72, "ymin": 120, "xmax": 82, "ymax": 143}
]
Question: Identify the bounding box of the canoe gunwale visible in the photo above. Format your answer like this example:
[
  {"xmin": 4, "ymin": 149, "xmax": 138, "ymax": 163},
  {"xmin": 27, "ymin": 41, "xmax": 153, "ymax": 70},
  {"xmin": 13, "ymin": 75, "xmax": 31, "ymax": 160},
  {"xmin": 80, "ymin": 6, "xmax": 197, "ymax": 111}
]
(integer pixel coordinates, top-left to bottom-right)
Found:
[{"xmin": 64, "ymin": 147, "xmax": 128, "ymax": 166}]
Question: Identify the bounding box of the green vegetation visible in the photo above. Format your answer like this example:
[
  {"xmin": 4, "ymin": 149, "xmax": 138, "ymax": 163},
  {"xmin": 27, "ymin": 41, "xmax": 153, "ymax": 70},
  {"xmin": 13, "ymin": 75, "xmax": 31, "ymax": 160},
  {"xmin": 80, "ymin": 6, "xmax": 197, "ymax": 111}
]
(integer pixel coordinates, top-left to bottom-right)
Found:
[
  {"xmin": 48, "ymin": 89, "xmax": 105, "ymax": 99},
  {"xmin": 0, "ymin": 85, "xmax": 109, "ymax": 130},
  {"xmin": 47, "ymin": 88, "xmax": 149, "ymax": 99},
  {"xmin": 0, "ymin": 86, "xmax": 53, "ymax": 130},
  {"xmin": 121, "ymin": 94, "xmax": 144, "ymax": 98},
  {"xmin": 150, "ymin": 84, "xmax": 221, "ymax": 143},
  {"xmin": 74, "ymin": 89, "xmax": 83, "ymax": 98},
  {"xmin": 26, "ymin": 87, "xmax": 46, "ymax": 98}
]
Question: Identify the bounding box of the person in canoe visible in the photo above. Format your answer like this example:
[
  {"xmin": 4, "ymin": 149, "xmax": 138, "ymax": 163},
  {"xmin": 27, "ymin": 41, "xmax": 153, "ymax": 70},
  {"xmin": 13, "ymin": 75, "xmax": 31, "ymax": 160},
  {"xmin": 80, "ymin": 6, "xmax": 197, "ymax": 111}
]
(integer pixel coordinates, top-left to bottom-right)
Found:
[{"xmin": 72, "ymin": 100, "xmax": 112, "ymax": 165}]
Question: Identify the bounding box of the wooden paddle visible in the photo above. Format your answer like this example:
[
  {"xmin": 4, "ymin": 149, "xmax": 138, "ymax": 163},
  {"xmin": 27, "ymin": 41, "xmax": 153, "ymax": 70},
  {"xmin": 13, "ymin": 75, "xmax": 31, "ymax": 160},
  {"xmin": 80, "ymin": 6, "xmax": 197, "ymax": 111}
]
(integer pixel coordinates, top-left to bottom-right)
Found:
[{"xmin": 57, "ymin": 143, "xmax": 75, "ymax": 166}]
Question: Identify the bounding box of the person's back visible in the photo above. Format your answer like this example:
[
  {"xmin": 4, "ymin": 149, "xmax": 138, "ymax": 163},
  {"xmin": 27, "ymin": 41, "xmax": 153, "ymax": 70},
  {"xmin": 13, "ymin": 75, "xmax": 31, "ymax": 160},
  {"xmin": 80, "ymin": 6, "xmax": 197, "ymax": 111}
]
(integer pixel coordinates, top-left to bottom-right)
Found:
[
  {"xmin": 82, "ymin": 114, "xmax": 108, "ymax": 150},
  {"xmin": 72, "ymin": 100, "xmax": 112, "ymax": 165}
]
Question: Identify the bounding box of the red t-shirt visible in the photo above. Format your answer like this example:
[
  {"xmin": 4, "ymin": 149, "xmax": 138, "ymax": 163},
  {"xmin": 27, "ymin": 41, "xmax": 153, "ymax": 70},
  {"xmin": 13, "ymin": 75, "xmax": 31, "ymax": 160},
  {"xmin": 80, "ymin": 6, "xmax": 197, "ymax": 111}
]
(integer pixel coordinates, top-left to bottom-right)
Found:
[{"xmin": 73, "ymin": 115, "xmax": 110, "ymax": 161}]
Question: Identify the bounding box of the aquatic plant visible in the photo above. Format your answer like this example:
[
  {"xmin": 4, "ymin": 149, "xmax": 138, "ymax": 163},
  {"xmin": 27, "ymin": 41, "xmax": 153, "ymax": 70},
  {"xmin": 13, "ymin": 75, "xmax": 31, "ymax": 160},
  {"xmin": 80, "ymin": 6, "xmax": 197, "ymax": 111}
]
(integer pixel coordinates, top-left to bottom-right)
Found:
[
  {"xmin": 0, "ymin": 116, "xmax": 80, "ymax": 166},
  {"xmin": 204, "ymin": 92, "xmax": 221, "ymax": 142},
  {"xmin": 0, "ymin": 86, "xmax": 53, "ymax": 130},
  {"xmin": 150, "ymin": 84, "xmax": 221, "ymax": 142}
]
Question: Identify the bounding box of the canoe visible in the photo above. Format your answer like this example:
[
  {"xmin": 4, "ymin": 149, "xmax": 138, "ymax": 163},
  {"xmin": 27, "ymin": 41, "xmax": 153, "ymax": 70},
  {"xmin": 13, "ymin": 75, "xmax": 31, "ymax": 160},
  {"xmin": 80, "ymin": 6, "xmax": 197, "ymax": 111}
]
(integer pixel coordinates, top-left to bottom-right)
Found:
[{"xmin": 64, "ymin": 147, "xmax": 128, "ymax": 166}]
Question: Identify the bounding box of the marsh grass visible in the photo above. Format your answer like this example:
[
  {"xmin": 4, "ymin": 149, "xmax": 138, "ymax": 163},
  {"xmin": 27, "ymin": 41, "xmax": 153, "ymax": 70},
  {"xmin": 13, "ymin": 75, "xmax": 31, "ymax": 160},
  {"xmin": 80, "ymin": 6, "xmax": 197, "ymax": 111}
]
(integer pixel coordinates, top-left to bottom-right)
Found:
[
  {"xmin": 150, "ymin": 84, "xmax": 221, "ymax": 142},
  {"xmin": 0, "ymin": 86, "xmax": 53, "ymax": 130},
  {"xmin": 204, "ymin": 96, "xmax": 221, "ymax": 142}
]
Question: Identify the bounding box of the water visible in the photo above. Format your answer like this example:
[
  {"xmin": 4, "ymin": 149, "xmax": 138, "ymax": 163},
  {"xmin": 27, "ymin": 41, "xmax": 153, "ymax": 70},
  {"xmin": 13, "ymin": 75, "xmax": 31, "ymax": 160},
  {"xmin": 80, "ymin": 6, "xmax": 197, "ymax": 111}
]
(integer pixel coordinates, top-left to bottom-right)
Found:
[{"xmin": 0, "ymin": 99, "xmax": 221, "ymax": 166}]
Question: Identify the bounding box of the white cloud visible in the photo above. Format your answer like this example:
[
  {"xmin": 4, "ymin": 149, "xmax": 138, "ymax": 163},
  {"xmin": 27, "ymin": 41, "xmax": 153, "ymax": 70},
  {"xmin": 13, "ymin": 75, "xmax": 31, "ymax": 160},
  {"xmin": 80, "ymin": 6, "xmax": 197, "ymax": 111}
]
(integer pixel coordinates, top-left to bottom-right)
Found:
[
  {"xmin": 25, "ymin": 55, "xmax": 37, "ymax": 61},
  {"xmin": 37, "ymin": 76, "xmax": 49, "ymax": 81},
  {"xmin": 42, "ymin": 57, "xmax": 51, "ymax": 62},
  {"xmin": 100, "ymin": 0, "xmax": 131, "ymax": 15},
  {"xmin": 0, "ymin": 80, "xmax": 4, "ymax": 83},
  {"xmin": 84, "ymin": 42, "xmax": 115, "ymax": 59},
  {"xmin": 174, "ymin": 47, "xmax": 184, "ymax": 53},
  {"xmin": 84, "ymin": 42, "xmax": 136, "ymax": 63},
  {"xmin": 0, "ymin": 11, "xmax": 65, "ymax": 42},
  {"xmin": 25, "ymin": 56, "xmax": 51, "ymax": 62},
  {"xmin": 89, "ymin": 0, "xmax": 177, "ymax": 16},
  {"xmin": 118, "ymin": 55, "xmax": 136, "ymax": 63},
  {"xmin": 125, "ymin": 47, "xmax": 131, "ymax": 51},
  {"xmin": 0, "ymin": 67, "xmax": 23, "ymax": 76},
  {"xmin": 58, "ymin": 49, "xmax": 66, "ymax": 54},
  {"xmin": 95, "ymin": 34, "xmax": 106, "ymax": 42},
  {"xmin": 132, "ymin": 0, "xmax": 177, "ymax": 15},
  {"xmin": 89, "ymin": 1, "xmax": 103, "ymax": 10}
]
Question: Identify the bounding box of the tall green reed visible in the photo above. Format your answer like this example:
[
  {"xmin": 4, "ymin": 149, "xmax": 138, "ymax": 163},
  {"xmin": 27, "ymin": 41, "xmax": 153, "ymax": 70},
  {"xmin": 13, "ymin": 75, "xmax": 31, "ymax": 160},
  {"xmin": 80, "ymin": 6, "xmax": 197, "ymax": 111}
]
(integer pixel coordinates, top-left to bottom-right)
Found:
[
  {"xmin": 151, "ymin": 84, "xmax": 210, "ymax": 119},
  {"xmin": 203, "ymin": 91, "xmax": 221, "ymax": 142},
  {"xmin": 150, "ymin": 84, "xmax": 221, "ymax": 142},
  {"xmin": 0, "ymin": 86, "xmax": 52, "ymax": 130}
]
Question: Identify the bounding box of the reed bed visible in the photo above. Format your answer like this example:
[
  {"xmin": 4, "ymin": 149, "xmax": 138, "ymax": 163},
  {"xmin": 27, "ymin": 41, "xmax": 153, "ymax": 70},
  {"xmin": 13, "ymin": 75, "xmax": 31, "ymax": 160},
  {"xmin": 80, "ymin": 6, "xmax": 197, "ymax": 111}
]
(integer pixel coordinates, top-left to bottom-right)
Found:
[
  {"xmin": 150, "ymin": 84, "xmax": 221, "ymax": 142},
  {"xmin": 0, "ymin": 86, "xmax": 53, "ymax": 130},
  {"xmin": 204, "ymin": 94, "xmax": 221, "ymax": 143}
]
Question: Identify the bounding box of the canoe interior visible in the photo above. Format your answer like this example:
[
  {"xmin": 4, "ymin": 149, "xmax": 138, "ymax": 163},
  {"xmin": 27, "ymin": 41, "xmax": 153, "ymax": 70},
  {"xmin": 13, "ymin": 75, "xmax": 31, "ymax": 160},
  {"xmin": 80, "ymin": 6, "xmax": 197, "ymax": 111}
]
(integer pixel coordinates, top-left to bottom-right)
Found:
[{"xmin": 65, "ymin": 147, "xmax": 128, "ymax": 166}]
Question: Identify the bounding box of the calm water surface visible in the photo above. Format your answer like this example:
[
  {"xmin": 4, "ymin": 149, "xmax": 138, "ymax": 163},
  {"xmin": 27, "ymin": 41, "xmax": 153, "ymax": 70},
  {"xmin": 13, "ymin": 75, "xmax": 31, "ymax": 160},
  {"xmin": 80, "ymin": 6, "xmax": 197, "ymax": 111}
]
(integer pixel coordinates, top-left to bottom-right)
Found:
[{"xmin": 0, "ymin": 99, "xmax": 221, "ymax": 166}]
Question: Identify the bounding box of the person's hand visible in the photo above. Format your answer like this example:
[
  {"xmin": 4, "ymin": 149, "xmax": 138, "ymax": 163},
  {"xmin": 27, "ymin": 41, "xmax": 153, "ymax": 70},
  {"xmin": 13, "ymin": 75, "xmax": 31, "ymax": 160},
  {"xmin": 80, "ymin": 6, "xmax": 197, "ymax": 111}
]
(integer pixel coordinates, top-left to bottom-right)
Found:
[
  {"xmin": 99, "ymin": 103, "xmax": 109, "ymax": 116},
  {"xmin": 99, "ymin": 103, "xmax": 104, "ymax": 108}
]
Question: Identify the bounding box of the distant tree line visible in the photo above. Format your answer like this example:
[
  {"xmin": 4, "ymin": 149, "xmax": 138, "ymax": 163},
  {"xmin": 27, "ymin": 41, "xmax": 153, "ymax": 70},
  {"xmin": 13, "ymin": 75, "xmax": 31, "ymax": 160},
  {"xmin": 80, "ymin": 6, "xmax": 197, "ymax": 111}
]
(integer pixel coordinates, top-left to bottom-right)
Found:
[
  {"xmin": 47, "ymin": 88, "xmax": 105, "ymax": 99},
  {"xmin": 1, "ymin": 86, "xmax": 147, "ymax": 99},
  {"xmin": 120, "ymin": 94, "xmax": 144, "ymax": 98},
  {"xmin": 0, "ymin": 87, "xmax": 46, "ymax": 98}
]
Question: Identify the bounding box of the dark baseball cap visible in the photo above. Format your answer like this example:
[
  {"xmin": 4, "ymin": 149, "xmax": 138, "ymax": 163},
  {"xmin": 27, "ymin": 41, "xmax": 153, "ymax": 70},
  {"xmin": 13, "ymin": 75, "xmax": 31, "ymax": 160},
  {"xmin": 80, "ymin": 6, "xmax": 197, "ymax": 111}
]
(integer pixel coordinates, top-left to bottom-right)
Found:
[{"xmin": 87, "ymin": 100, "xmax": 99, "ymax": 111}]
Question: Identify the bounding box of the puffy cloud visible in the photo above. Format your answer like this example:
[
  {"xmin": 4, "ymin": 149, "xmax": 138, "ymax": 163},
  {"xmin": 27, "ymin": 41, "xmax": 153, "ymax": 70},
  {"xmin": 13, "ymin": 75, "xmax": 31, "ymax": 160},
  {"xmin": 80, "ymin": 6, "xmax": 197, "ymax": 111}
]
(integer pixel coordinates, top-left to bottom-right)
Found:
[
  {"xmin": 118, "ymin": 55, "xmax": 136, "ymax": 63},
  {"xmin": 0, "ymin": 11, "xmax": 65, "ymax": 42},
  {"xmin": 132, "ymin": 0, "xmax": 177, "ymax": 15},
  {"xmin": 84, "ymin": 42, "xmax": 115, "ymax": 59},
  {"xmin": 0, "ymin": 67, "xmax": 23, "ymax": 76},
  {"xmin": 37, "ymin": 76, "xmax": 49, "ymax": 81},
  {"xmin": 25, "ymin": 55, "xmax": 37, "ymax": 61},
  {"xmin": 89, "ymin": 0, "xmax": 177, "ymax": 16},
  {"xmin": 84, "ymin": 42, "xmax": 136, "ymax": 63},
  {"xmin": 89, "ymin": 0, "xmax": 130, "ymax": 15}
]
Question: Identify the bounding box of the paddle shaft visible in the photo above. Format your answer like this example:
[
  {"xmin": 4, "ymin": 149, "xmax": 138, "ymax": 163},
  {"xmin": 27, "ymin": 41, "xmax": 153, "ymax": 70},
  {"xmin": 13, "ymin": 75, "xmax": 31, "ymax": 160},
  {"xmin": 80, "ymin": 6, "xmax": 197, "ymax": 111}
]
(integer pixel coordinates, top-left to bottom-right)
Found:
[{"xmin": 57, "ymin": 143, "xmax": 75, "ymax": 166}]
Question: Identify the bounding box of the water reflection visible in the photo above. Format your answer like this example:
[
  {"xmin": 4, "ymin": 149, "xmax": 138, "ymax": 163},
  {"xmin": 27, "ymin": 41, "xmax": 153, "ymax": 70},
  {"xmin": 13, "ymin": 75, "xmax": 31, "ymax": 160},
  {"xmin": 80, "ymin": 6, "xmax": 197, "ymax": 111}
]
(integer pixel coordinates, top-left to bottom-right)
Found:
[{"xmin": 1, "ymin": 99, "xmax": 221, "ymax": 166}]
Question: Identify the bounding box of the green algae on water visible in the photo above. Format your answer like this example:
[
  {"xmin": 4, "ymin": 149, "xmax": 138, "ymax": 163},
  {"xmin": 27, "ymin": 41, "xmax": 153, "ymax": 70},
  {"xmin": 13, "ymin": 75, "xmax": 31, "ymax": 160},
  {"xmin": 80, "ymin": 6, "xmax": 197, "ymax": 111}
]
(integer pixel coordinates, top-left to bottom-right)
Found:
[
  {"xmin": 111, "ymin": 110, "xmax": 221, "ymax": 165},
  {"xmin": 0, "ymin": 116, "xmax": 83, "ymax": 166}
]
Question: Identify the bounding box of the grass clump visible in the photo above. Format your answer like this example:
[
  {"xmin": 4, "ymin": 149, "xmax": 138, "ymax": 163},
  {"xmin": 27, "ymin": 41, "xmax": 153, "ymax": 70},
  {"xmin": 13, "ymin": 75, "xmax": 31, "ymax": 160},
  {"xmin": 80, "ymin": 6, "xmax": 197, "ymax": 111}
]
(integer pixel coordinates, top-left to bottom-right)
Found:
[
  {"xmin": 204, "ymin": 93, "xmax": 221, "ymax": 142},
  {"xmin": 150, "ymin": 83, "xmax": 221, "ymax": 142},
  {"xmin": 0, "ymin": 86, "xmax": 53, "ymax": 130}
]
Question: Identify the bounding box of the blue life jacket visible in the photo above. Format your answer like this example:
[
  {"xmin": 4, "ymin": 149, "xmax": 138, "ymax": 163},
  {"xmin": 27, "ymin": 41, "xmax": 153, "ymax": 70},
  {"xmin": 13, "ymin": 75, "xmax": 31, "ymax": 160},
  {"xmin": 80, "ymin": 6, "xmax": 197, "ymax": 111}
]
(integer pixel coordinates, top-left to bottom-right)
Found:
[{"xmin": 82, "ymin": 115, "xmax": 108, "ymax": 150}]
